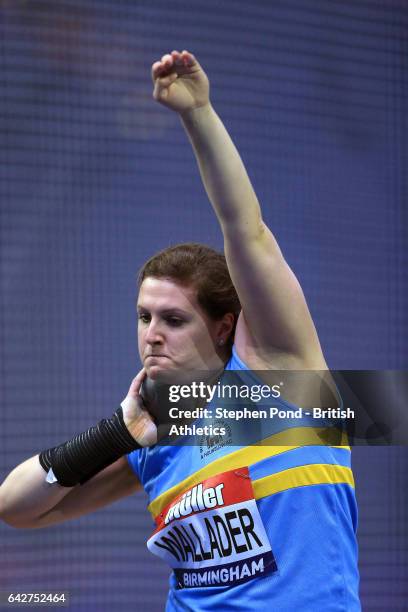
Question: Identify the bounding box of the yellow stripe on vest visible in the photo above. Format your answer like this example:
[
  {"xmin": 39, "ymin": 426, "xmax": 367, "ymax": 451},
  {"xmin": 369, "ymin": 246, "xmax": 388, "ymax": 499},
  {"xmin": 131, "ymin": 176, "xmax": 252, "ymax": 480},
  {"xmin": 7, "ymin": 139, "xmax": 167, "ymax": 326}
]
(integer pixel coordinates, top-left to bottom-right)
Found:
[
  {"xmin": 147, "ymin": 426, "xmax": 350, "ymax": 518},
  {"xmin": 253, "ymin": 463, "xmax": 354, "ymax": 500}
]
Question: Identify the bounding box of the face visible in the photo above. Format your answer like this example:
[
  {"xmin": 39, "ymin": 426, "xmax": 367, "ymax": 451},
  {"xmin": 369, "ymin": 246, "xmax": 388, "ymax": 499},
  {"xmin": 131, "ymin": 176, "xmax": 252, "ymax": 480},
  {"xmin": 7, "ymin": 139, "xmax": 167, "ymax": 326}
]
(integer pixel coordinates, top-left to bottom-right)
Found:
[{"xmin": 137, "ymin": 277, "xmax": 231, "ymax": 381}]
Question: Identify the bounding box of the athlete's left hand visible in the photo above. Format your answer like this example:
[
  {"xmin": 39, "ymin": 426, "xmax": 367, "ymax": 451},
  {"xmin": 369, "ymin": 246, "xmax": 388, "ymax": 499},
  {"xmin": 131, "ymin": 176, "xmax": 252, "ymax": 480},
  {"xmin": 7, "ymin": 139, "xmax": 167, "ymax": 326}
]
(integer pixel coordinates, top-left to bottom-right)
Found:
[{"xmin": 151, "ymin": 49, "xmax": 210, "ymax": 114}]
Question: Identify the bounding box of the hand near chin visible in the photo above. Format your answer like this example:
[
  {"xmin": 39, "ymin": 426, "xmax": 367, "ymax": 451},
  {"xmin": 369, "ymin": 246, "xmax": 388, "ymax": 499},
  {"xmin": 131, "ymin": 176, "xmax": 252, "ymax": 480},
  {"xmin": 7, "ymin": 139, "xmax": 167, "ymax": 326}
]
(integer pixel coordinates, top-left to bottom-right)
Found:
[
  {"xmin": 151, "ymin": 49, "xmax": 210, "ymax": 114},
  {"xmin": 121, "ymin": 368, "xmax": 158, "ymax": 447}
]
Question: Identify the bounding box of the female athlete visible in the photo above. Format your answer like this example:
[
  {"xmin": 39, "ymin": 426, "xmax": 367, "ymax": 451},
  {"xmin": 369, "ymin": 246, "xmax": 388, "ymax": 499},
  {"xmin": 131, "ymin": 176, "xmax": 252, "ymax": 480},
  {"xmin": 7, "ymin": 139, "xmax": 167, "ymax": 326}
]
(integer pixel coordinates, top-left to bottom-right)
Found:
[{"xmin": 0, "ymin": 50, "xmax": 360, "ymax": 611}]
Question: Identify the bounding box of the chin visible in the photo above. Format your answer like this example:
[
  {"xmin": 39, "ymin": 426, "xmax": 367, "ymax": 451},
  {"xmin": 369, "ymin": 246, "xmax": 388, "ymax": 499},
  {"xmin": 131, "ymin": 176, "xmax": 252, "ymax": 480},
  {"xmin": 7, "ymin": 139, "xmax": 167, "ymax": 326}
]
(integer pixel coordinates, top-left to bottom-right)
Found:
[
  {"xmin": 146, "ymin": 363, "xmax": 201, "ymax": 385},
  {"xmin": 146, "ymin": 364, "xmax": 177, "ymax": 383}
]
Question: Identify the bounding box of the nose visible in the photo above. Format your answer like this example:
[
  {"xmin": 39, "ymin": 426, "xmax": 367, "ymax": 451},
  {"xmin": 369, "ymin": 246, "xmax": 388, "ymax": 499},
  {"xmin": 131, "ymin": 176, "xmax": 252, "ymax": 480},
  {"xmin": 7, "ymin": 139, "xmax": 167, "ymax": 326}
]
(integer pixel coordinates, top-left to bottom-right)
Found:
[{"xmin": 144, "ymin": 317, "xmax": 164, "ymax": 346}]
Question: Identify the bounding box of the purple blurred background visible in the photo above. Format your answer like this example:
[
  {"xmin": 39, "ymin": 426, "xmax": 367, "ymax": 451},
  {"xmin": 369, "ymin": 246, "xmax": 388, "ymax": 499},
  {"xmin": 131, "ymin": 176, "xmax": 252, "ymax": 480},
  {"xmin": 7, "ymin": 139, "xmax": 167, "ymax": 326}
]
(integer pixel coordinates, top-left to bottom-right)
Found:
[{"xmin": 1, "ymin": 1, "xmax": 407, "ymax": 609}]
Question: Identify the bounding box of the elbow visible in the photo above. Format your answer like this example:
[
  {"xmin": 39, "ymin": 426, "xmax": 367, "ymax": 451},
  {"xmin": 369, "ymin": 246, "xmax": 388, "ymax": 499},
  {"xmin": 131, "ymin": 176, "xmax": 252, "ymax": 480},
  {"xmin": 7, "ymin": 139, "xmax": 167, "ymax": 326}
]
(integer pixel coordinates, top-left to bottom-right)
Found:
[
  {"xmin": 0, "ymin": 489, "xmax": 8, "ymax": 525},
  {"xmin": 0, "ymin": 504, "xmax": 21, "ymax": 529},
  {"xmin": 222, "ymin": 214, "xmax": 266, "ymax": 243},
  {"xmin": 0, "ymin": 514, "xmax": 39, "ymax": 529},
  {"xmin": 0, "ymin": 509, "xmax": 20, "ymax": 529},
  {"xmin": 1, "ymin": 518, "xmax": 22, "ymax": 529},
  {"xmin": 0, "ymin": 489, "xmax": 35, "ymax": 529}
]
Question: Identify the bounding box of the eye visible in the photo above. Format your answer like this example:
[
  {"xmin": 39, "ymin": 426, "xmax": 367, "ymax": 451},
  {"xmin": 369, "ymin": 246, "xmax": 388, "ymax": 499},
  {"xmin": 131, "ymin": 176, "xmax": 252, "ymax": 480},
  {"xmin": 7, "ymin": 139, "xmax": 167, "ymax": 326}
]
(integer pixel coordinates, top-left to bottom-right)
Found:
[
  {"xmin": 165, "ymin": 317, "xmax": 184, "ymax": 327},
  {"xmin": 138, "ymin": 313, "xmax": 151, "ymax": 324}
]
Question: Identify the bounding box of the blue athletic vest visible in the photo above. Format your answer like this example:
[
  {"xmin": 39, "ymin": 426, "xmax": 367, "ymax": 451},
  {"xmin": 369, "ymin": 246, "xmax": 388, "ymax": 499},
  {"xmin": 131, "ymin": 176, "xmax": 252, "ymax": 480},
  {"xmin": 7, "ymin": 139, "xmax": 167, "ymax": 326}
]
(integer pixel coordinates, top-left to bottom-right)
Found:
[{"xmin": 127, "ymin": 346, "xmax": 360, "ymax": 611}]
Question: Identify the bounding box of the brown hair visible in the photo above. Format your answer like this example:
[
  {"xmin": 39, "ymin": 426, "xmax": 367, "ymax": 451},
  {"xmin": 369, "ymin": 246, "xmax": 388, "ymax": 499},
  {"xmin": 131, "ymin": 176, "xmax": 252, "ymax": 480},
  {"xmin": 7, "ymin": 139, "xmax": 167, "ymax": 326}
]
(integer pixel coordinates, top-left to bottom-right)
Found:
[{"xmin": 138, "ymin": 242, "xmax": 241, "ymax": 342}]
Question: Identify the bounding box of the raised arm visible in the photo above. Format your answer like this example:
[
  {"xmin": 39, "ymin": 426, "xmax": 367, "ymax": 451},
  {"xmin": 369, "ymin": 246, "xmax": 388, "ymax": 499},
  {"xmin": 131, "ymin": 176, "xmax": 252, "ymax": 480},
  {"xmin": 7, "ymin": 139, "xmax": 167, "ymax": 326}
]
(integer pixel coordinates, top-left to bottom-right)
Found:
[{"xmin": 152, "ymin": 50, "xmax": 325, "ymax": 368}]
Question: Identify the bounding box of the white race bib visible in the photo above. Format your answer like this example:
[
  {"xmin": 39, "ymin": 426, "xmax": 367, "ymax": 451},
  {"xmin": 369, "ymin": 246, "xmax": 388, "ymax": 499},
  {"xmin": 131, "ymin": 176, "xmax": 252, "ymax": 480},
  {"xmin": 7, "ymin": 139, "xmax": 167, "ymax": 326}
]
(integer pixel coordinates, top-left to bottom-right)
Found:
[{"xmin": 147, "ymin": 468, "xmax": 277, "ymax": 589}]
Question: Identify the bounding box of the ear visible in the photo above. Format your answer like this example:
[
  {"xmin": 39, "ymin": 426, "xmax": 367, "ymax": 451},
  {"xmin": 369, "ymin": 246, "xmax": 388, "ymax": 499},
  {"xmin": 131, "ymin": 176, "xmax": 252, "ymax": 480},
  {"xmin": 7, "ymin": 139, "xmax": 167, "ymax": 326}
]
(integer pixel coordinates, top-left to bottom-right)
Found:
[{"xmin": 216, "ymin": 312, "xmax": 236, "ymax": 345}]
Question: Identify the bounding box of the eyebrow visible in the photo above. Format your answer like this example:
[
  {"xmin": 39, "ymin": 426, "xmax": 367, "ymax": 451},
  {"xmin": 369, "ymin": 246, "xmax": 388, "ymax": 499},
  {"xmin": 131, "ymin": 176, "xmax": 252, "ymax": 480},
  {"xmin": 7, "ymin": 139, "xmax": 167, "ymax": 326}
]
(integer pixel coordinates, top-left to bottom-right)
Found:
[{"xmin": 137, "ymin": 306, "xmax": 190, "ymax": 317}]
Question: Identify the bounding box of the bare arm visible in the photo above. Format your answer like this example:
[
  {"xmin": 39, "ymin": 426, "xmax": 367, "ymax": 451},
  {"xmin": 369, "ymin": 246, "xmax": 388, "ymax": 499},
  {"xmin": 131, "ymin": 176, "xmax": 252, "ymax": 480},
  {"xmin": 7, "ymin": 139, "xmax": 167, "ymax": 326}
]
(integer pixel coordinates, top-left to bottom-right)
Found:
[
  {"xmin": 0, "ymin": 455, "xmax": 140, "ymax": 529},
  {"xmin": 180, "ymin": 104, "xmax": 323, "ymax": 363},
  {"xmin": 0, "ymin": 371, "xmax": 155, "ymax": 529},
  {"xmin": 152, "ymin": 50, "xmax": 325, "ymax": 366}
]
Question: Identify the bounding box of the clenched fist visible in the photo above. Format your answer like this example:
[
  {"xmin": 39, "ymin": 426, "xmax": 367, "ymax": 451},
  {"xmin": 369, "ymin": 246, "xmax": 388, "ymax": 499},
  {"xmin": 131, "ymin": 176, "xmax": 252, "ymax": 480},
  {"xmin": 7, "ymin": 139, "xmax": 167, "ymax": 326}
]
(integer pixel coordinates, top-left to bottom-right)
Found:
[{"xmin": 151, "ymin": 49, "xmax": 210, "ymax": 114}]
